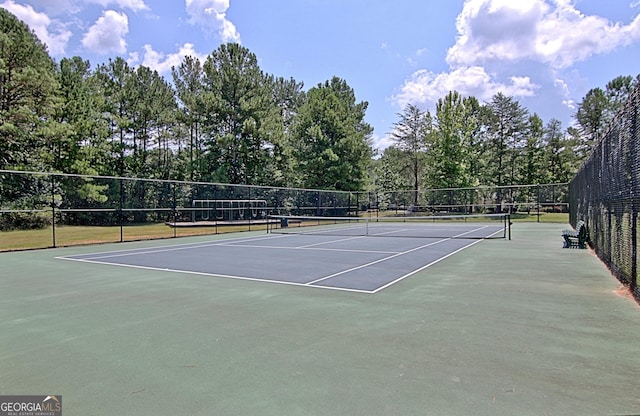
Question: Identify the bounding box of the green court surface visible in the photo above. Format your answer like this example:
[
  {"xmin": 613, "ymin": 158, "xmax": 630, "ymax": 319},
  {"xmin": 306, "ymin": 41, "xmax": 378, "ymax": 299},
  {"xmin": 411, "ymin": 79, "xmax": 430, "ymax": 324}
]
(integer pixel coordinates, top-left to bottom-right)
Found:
[{"xmin": 1, "ymin": 223, "xmax": 638, "ymax": 416}]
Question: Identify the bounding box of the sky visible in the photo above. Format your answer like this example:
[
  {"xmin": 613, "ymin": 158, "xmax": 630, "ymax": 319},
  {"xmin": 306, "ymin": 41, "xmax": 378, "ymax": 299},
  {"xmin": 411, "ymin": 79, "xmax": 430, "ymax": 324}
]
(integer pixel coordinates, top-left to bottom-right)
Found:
[{"xmin": 2, "ymin": 0, "xmax": 640, "ymax": 153}]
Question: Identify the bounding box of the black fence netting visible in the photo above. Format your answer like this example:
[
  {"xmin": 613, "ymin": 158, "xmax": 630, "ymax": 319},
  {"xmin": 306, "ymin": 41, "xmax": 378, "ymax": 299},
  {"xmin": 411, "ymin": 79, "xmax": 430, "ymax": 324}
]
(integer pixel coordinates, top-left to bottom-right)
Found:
[
  {"xmin": 359, "ymin": 183, "xmax": 568, "ymax": 216},
  {"xmin": 0, "ymin": 171, "xmax": 361, "ymax": 249},
  {"xmin": 569, "ymin": 85, "xmax": 640, "ymax": 300},
  {"xmin": 1, "ymin": 168, "xmax": 567, "ymax": 251}
]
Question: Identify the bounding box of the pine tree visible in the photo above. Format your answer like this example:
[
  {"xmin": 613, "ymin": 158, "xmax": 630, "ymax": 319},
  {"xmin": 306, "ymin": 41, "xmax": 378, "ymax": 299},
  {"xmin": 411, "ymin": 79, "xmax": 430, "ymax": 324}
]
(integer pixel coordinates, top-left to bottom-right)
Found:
[
  {"xmin": 0, "ymin": 8, "xmax": 59, "ymax": 170},
  {"xmin": 293, "ymin": 76, "xmax": 373, "ymax": 191}
]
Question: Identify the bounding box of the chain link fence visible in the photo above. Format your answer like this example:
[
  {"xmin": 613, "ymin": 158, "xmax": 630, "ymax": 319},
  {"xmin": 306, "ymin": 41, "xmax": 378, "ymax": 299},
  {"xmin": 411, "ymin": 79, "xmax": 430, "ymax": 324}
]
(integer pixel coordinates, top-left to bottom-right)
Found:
[
  {"xmin": 1, "ymin": 169, "xmax": 568, "ymax": 251},
  {"xmin": 358, "ymin": 183, "xmax": 568, "ymax": 218},
  {"xmin": 569, "ymin": 85, "xmax": 639, "ymax": 300},
  {"xmin": 0, "ymin": 170, "xmax": 360, "ymax": 250}
]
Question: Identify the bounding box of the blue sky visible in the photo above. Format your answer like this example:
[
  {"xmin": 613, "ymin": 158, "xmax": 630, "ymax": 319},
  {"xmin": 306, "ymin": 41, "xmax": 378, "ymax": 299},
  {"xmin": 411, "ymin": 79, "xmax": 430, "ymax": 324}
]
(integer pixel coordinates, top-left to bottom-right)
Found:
[{"xmin": 2, "ymin": 0, "xmax": 640, "ymax": 152}]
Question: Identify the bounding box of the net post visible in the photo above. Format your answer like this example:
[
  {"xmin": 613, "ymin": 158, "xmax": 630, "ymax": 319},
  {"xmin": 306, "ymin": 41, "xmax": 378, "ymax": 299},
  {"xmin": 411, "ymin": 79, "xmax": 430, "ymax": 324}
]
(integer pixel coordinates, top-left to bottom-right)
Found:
[{"xmin": 507, "ymin": 213, "xmax": 511, "ymax": 240}]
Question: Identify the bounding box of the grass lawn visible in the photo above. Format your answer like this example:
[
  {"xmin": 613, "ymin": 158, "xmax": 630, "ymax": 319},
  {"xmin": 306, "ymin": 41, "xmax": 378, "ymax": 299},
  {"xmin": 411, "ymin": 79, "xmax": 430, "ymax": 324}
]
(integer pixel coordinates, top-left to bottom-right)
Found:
[
  {"xmin": 0, "ymin": 222, "xmax": 269, "ymax": 251},
  {"xmin": 510, "ymin": 212, "xmax": 569, "ymax": 223},
  {"xmin": 0, "ymin": 212, "xmax": 569, "ymax": 252}
]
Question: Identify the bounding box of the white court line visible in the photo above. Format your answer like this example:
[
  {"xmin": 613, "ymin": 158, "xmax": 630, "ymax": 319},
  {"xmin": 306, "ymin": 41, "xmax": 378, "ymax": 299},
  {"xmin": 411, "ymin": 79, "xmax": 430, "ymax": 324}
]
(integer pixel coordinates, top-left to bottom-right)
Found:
[
  {"xmin": 363, "ymin": 226, "xmax": 507, "ymax": 293},
  {"xmin": 64, "ymin": 233, "xmax": 401, "ymax": 261},
  {"xmin": 308, "ymin": 226, "xmax": 505, "ymax": 290},
  {"xmin": 55, "ymin": 233, "xmax": 290, "ymax": 261},
  {"xmin": 58, "ymin": 256, "xmax": 376, "ymax": 294},
  {"xmin": 297, "ymin": 235, "xmax": 367, "ymax": 248},
  {"xmin": 273, "ymin": 223, "xmax": 364, "ymax": 236},
  {"xmin": 306, "ymin": 238, "xmax": 452, "ymax": 286},
  {"xmin": 369, "ymin": 224, "xmax": 497, "ymax": 238},
  {"xmin": 213, "ymin": 243, "xmax": 399, "ymax": 255},
  {"xmin": 367, "ymin": 228, "xmax": 412, "ymax": 236},
  {"xmin": 452, "ymin": 224, "xmax": 494, "ymax": 238},
  {"xmin": 371, "ymin": 239, "xmax": 484, "ymax": 293},
  {"xmin": 56, "ymin": 226, "xmax": 505, "ymax": 294}
]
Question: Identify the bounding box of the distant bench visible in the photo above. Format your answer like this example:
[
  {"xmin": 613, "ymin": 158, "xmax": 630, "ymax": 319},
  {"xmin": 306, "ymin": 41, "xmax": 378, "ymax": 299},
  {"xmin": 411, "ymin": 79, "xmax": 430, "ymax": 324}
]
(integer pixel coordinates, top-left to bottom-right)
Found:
[{"xmin": 562, "ymin": 220, "xmax": 588, "ymax": 248}]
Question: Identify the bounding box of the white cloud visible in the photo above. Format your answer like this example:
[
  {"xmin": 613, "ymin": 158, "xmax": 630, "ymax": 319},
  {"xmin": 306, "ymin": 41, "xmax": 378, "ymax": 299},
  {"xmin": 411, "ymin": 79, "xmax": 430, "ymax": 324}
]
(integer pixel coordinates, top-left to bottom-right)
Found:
[
  {"xmin": 136, "ymin": 43, "xmax": 208, "ymax": 75},
  {"xmin": 447, "ymin": 0, "xmax": 640, "ymax": 69},
  {"xmin": 81, "ymin": 10, "xmax": 128, "ymax": 54},
  {"xmin": 391, "ymin": 66, "xmax": 538, "ymax": 110},
  {"xmin": 127, "ymin": 51, "xmax": 139, "ymax": 66},
  {"xmin": 553, "ymin": 76, "xmax": 576, "ymax": 110},
  {"xmin": 185, "ymin": 0, "xmax": 240, "ymax": 43},
  {"xmin": 0, "ymin": 0, "xmax": 72, "ymax": 55},
  {"xmin": 86, "ymin": 0, "xmax": 149, "ymax": 12},
  {"xmin": 28, "ymin": 0, "xmax": 79, "ymax": 15},
  {"xmin": 391, "ymin": 0, "xmax": 640, "ymax": 118},
  {"xmin": 371, "ymin": 133, "xmax": 395, "ymax": 156}
]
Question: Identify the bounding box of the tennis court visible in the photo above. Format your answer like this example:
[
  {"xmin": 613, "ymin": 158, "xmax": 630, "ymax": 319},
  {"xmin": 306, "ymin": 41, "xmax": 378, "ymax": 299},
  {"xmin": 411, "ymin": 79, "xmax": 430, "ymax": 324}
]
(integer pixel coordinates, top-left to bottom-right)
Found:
[
  {"xmin": 57, "ymin": 215, "xmax": 507, "ymax": 293},
  {"xmin": 2, "ymin": 222, "xmax": 640, "ymax": 416}
]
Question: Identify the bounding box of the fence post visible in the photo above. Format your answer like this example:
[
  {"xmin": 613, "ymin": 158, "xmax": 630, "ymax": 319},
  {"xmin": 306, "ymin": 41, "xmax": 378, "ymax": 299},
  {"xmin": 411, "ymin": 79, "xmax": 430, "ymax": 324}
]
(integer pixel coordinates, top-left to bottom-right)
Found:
[
  {"xmin": 536, "ymin": 185, "xmax": 541, "ymax": 223},
  {"xmin": 632, "ymin": 207, "xmax": 637, "ymax": 293},
  {"xmin": 50, "ymin": 175, "xmax": 56, "ymax": 248},
  {"xmin": 119, "ymin": 178, "xmax": 124, "ymax": 242},
  {"xmin": 172, "ymin": 182, "xmax": 177, "ymax": 238},
  {"xmin": 248, "ymin": 186, "xmax": 252, "ymax": 231}
]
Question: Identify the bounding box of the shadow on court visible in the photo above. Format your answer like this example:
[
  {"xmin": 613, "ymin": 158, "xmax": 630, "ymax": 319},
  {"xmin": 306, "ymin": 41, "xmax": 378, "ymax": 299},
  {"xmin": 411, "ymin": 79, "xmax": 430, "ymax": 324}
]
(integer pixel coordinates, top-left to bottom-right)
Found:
[{"xmin": 0, "ymin": 223, "xmax": 638, "ymax": 415}]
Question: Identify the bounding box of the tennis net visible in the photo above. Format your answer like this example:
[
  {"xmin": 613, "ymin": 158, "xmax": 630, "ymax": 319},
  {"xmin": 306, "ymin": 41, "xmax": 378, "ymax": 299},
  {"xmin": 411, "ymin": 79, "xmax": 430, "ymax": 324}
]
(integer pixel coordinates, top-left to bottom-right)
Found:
[{"xmin": 267, "ymin": 213, "xmax": 511, "ymax": 239}]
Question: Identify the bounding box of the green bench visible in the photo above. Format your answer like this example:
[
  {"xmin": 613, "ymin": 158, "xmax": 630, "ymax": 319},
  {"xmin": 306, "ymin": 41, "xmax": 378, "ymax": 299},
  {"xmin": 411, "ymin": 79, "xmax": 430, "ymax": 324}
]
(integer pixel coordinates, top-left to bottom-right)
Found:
[{"xmin": 562, "ymin": 220, "xmax": 588, "ymax": 248}]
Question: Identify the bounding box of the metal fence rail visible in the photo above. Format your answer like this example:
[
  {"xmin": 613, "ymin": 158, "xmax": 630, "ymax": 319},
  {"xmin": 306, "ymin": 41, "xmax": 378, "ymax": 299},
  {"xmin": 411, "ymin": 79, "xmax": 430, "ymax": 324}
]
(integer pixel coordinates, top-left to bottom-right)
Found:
[
  {"xmin": 569, "ymin": 85, "xmax": 639, "ymax": 300},
  {"xmin": 1, "ymin": 169, "xmax": 568, "ymax": 250},
  {"xmin": 0, "ymin": 171, "xmax": 360, "ymax": 249},
  {"xmin": 363, "ymin": 183, "xmax": 568, "ymax": 217}
]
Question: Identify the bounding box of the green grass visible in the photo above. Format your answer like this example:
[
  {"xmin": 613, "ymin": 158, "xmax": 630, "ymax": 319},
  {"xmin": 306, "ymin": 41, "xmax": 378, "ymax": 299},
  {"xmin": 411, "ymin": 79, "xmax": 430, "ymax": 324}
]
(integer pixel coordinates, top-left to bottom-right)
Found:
[
  {"xmin": 510, "ymin": 212, "xmax": 569, "ymax": 223},
  {"xmin": 0, "ymin": 222, "xmax": 269, "ymax": 251},
  {"xmin": 370, "ymin": 210, "xmax": 569, "ymax": 223},
  {"xmin": 1, "ymin": 213, "xmax": 569, "ymax": 252}
]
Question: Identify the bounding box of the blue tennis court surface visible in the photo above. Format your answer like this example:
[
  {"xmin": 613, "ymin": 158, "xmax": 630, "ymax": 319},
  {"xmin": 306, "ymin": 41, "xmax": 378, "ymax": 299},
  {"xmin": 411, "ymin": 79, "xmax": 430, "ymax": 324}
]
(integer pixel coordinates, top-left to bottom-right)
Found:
[{"xmin": 57, "ymin": 230, "xmax": 500, "ymax": 293}]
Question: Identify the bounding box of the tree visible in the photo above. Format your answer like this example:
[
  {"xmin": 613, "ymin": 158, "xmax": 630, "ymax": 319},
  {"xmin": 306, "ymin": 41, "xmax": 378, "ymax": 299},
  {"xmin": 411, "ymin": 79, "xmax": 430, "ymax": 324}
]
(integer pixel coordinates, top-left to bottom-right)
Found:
[
  {"xmin": 374, "ymin": 147, "xmax": 406, "ymax": 193},
  {"xmin": 605, "ymin": 75, "xmax": 638, "ymax": 117},
  {"xmin": 292, "ymin": 76, "xmax": 373, "ymax": 191},
  {"xmin": 129, "ymin": 65, "xmax": 177, "ymax": 179},
  {"xmin": 172, "ymin": 55, "xmax": 206, "ymax": 181},
  {"xmin": 0, "ymin": 8, "xmax": 59, "ymax": 170},
  {"xmin": 484, "ymin": 93, "xmax": 528, "ymax": 188},
  {"xmin": 520, "ymin": 113, "xmax": 546, "ymax": 186},
  {"xmin": 430, "ymin": 91, "xmax": 474, "ymax": 190},
  {"xmin": 372, "ymin": 147, "xmax": 407, "ymax": 211},
  {"xmin": 53, "ymin": 57, "xmax": 91, "ymax": 172},
  {"xmin": 575, "ymin": 87, "xmax": 608, "ymax": 152},
  {"xmin": 574, "ymin": 74, "xmax": 639, "ymax": 156},
  {"xmin": 52, "ymin": 57, "xmax": 113, "ymax": 175},
  {"xmin": 461, "ymin": 96, "xmax": 486, "ymax": 187},
  {"xmin": 390, "ymin": 104, "xmax": 431, "ymax": 203},
  {"xmin": 52, "ymin": 57, "xmax": 110, "ymax": 211},
  {"xmin": 544, "ymin": 118, "xmax": 575, "ymax": 183},
  {"xmin": 201, "ymin": 43, "xmax": 283, "ymax": 185},
  {"xmin": 92, "ymin": 57, "xmax": 136, "ymax": 176},
  {"xmin": 267, "ymin": 75, "xmax": 305, "ymax": 186}
]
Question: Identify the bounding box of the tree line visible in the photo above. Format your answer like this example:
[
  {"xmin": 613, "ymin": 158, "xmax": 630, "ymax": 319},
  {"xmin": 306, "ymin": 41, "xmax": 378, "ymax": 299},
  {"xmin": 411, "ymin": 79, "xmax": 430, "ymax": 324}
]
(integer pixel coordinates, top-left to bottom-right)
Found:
[
  {"xmin": 1, "ymin": 9, "xmax": 372, "ymax": 193},
  {"xmin": 1, "ymin": 8, "xmax": 638, "ymax": 200},
  {"xmin": 380, "ymin": 79, "xmax": 639, "ymax": 198}
]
